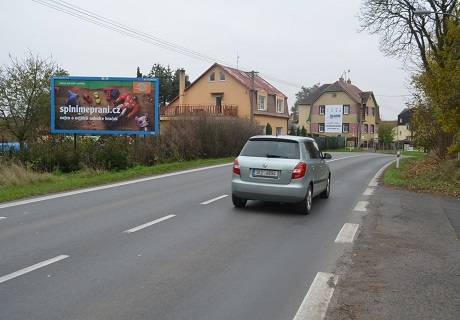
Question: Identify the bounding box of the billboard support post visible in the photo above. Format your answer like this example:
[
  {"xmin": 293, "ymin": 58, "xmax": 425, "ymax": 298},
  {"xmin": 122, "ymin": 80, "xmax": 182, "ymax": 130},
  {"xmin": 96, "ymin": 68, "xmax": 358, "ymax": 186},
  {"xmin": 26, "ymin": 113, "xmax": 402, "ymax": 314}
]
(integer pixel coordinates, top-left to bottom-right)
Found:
[{"xmin": 74, "ymin": 133, "xmax": 77, "ymax": 152}]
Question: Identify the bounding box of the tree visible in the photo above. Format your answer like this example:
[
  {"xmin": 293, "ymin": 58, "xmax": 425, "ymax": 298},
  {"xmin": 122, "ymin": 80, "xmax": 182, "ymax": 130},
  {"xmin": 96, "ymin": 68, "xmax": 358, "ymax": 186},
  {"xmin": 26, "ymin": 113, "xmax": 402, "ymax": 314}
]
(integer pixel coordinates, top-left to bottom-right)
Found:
[
  {"xmin": 300, "ymin": 126, "xmax": 307, "ymax": 137},
  {"xmin": 360, "ymin": 0, "xmax": 458, "ymax": 71},
  {"xmin": 378, "ymin": 123, "xmax": 394, "ymax": 145},
  {"xmin": 147, "ymin": 63, "xmax": 190, "ymax": 106},
  {"xmin": 265, "ymin": 123, "xmax": 272, "ymax": 135},
  {"xmin": 0, "ymin": 53, "xmax": 67, "ymax": 149},
  {"xmin": 294, "ymin": 84, "xmax": 321, "ymax": 107},
  {"xmin": 288, "ymin": 126, "xmax": 297, "ymax": 135}
]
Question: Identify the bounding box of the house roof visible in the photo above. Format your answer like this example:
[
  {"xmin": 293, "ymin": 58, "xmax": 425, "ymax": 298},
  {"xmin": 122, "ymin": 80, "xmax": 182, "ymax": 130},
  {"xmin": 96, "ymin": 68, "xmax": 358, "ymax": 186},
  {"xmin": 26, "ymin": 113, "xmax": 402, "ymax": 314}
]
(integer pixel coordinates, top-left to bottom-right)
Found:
[
  {"xmin": 299, "ymin": 79, "xmax": 377, "ymax": 106},
  {"xmin": 169, "ymin": 63, "xmax": 287, "ymax": 104}
]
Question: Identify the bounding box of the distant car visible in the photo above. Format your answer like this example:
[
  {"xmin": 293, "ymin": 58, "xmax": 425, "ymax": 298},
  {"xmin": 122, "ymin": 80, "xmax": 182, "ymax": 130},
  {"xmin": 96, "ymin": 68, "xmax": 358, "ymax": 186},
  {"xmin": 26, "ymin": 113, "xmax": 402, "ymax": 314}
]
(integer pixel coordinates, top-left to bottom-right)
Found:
[{"xmin": 231, "ymin": 135, "xmax": 332, "ymax": 214}]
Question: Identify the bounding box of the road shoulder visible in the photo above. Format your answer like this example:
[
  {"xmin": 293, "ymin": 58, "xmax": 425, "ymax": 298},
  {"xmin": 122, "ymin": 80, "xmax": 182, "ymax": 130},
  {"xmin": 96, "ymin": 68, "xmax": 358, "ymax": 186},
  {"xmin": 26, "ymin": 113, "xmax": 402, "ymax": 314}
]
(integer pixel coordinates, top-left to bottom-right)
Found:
[{"xmin": 326, "ymin": 186, "xmax": 460, "ymax": 320}]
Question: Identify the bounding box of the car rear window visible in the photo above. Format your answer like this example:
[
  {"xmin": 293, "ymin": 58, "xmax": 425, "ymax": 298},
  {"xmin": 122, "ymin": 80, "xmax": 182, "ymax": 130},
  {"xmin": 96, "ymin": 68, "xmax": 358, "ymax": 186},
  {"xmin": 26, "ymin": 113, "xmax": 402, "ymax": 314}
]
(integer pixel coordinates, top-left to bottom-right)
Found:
[{"xmin": 240, "ymin": 138, "xmax": 300, "ymax": 159}]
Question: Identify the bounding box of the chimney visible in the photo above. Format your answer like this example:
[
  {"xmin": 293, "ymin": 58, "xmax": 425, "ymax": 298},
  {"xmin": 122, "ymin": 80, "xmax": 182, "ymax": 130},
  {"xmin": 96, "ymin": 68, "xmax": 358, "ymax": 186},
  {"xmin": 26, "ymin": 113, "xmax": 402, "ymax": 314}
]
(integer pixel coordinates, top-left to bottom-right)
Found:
[
  {"xmin": 178, "ymin": 68, "xmax": 186, "ymax": 106},
  {"xmin": 347, "ymin": 78, "xmax": 351, "ymax": 84}
]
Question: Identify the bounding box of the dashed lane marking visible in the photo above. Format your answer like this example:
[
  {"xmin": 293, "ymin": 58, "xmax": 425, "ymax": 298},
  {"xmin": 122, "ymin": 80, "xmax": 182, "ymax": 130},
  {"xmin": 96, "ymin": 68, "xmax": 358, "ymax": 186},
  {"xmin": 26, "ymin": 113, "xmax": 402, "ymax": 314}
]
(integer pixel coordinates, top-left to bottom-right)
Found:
[
  {"xmin": 201, "ymin": 194, "xmax": 228, "ymax": 205},
  {"xmin": 335, "ymin": 223, "xmax": 360, "ymax": 243},
  {"xmin": 353, "ymin": 201, "xmax": 369, "ymax": 212},
  {"xmin": 0, "ymin": 255, "xmax": 69, "ymax": 285},
  {"xmin": 123, "ymin": 214, "xmax": 176, "ymax": 233},
  {"xmin": 293, "ymin": 272, "xmax": 339, "ymax": 320}
]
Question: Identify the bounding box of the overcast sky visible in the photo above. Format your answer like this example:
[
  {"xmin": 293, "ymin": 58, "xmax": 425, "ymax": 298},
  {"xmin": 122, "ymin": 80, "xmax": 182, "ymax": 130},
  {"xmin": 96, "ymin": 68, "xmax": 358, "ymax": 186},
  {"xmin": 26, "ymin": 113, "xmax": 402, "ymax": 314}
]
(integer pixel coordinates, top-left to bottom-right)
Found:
[{"xmin": 1, "ymin": 0, "xmax": 414, "ymax": 119}]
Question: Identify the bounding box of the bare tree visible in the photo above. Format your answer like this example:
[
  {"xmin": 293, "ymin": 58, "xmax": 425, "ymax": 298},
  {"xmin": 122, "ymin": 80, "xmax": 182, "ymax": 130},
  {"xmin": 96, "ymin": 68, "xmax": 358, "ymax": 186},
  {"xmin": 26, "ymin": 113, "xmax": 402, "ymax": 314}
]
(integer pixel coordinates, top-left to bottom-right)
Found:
[
  {"xmin": 0, "ymin": 53, "xmax": 67, "ymax": 149},
  {"xmin": 360, "ymin": 0, "xmax": 458, "ymax": 71}
]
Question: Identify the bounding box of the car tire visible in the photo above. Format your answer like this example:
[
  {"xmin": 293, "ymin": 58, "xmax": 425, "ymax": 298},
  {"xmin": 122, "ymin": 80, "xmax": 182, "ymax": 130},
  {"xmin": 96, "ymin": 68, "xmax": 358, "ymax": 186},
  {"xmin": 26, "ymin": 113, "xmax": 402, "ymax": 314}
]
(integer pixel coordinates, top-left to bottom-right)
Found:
[
  {"xmin": 232, "ymin": 194, "xmax": 247, "ymax": 208},
  {"xmin": 320, "ymin": 175, "xmax": 330, "ymax": 199},
  {"xmin": 298, "ymin": 184, "xmax": 313, "ymax": 215}
]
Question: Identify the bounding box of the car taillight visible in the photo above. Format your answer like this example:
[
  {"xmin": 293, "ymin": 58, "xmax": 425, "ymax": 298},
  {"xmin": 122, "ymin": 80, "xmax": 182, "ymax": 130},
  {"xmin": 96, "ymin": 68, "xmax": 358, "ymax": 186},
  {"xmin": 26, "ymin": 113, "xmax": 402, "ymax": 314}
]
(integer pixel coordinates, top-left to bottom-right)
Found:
[
  {"xmin": 291, "ymin": 162, "xmax": 307, "ymax": 179},
  {"xmin": 233, "ymin": 159, "xmax": 240, "ymax": 175}
]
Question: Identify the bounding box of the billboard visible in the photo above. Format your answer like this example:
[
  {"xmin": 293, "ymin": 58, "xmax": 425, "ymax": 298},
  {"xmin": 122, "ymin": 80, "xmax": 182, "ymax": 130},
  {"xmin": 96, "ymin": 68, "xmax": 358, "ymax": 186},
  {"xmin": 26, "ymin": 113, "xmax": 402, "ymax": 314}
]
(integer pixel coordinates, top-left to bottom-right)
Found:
[
  {"xmin": 51, "ymin": 76, "xmax": 159, "ymax": 135},
  {"xmin": 325, "ymin": 105, "xmax": 343, "ymax": 133}
]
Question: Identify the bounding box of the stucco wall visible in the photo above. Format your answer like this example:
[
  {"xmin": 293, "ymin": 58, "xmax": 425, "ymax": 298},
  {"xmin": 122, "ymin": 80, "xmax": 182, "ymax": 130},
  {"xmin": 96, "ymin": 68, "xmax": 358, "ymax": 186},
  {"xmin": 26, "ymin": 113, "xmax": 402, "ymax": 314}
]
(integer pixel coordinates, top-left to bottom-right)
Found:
[{"xmin": 254, "ymin": 114, "xmax": 288, "ymax": 134}]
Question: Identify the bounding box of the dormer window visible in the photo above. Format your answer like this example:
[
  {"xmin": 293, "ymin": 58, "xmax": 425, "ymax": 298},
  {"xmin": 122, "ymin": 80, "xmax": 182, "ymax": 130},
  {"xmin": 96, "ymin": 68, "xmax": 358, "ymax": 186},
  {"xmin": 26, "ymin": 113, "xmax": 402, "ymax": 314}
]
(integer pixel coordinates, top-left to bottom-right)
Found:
[
  {"xmin": 209, "ymin": 72, "xmax": 215, "ymax": 81},
  {"xmin": 219, "ymin": 71, "xmax": 225, "ymax": 81}
]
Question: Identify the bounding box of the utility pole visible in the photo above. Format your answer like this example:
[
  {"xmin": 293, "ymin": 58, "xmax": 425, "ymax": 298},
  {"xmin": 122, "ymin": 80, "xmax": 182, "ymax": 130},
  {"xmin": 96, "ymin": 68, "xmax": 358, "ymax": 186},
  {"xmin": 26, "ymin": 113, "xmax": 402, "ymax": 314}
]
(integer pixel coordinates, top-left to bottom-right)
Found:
[{"xmin": 249, "ymin": 71, "xmax": 258, "ymax": 122}]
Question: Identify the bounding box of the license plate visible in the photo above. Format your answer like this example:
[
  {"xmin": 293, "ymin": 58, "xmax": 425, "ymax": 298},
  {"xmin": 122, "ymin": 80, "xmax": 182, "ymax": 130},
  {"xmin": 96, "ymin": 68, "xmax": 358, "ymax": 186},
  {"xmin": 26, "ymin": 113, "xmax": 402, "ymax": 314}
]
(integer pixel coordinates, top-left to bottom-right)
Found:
[{"xmin": 252, "ymin": 169, "xmax": 279, "ymax": 178}]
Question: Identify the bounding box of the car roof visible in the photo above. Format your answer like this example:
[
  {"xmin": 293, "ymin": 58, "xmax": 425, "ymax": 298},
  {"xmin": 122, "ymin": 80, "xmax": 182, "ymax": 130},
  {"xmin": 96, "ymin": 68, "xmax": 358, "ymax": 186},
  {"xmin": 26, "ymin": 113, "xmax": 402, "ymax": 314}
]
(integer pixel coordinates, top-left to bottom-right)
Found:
[{"xmin": 249, "ymin": 135, "xmax": 315, "ymax": 142}]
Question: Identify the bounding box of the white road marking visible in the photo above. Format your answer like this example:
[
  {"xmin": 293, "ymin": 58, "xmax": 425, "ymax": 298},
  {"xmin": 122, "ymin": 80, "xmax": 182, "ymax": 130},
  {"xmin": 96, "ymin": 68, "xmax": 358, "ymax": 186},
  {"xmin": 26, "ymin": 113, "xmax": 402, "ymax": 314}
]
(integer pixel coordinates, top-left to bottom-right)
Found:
[
  {"xmin": 201, "ymin": 194, "xmax": 228, "ymax": 205},
  {"xmin": 0, "ymin": 163, "xmax": 232, "ymax": 209},
  {"xmin": 0, "ymin": 217, "xmax": 5, "ymax": 220},
  {"xmin": 123, "ymin": 214, "xmax": 176, "ymax": 233},
  {"xmin": 326, "ymin": 155, "xmax": 362, "ymax": 162},
  {"xmin": 0, "ymin": 255, "xmax": 69, "ymax": 285},
  {"xmin": 293, "ymin": 272, "xmax": 338, "ymax": 320},
  {"xmin": 368, "ymin": 159, "xmax": 395, "ymax": 187},
  {"xmin": 335, "ymin": 223, "xmax": 360, "ymax": 243},
  {"xmin": 353, "ymin": 201, "xmax": 369, "ymax": 212},
  {"xmin": 363, "ymin": 187, "xmax": 375, "ymax": 196}
]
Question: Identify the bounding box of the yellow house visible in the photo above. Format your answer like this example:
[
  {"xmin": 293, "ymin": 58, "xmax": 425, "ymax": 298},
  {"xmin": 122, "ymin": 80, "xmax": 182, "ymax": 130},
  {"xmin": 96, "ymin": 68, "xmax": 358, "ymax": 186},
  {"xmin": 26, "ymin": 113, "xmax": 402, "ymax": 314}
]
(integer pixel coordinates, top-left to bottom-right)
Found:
[
  {"xmin": 297, "ymin": 78, "xmax": 380, "ymax": 147},
  {"xmin": 164, "ymin": 63, "xmax": 289, "ymax": 135}
]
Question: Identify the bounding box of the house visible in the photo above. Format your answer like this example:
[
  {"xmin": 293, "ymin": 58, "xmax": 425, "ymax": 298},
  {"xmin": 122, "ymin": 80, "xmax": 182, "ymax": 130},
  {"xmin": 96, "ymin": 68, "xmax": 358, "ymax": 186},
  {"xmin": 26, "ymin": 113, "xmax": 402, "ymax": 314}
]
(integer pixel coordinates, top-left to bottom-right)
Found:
[
  {"xmin": 163, "ymin": 63, "xmax": 289, "ymax": 135},
  {"xmin": 394, "ymin": 108, "xmax": 413, "ymax": 147},
  {"xmin": 297, "ymin": 78, "xmax": 380, "ymax": 147}
]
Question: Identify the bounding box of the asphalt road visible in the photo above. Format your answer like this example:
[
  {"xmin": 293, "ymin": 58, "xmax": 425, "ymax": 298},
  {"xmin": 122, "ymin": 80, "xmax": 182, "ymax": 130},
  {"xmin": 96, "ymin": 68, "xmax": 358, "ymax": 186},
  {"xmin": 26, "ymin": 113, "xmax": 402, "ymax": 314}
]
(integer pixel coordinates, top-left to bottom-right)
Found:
[{"xmin": 0, "ymin": 152, "xmax": 393, "ymax": 320}]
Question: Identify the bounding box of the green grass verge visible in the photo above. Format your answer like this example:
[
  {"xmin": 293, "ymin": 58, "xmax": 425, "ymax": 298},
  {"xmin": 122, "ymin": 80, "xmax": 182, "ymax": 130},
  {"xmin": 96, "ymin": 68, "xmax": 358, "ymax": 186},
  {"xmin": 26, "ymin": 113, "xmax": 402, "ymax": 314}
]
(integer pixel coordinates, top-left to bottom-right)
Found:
[
  {"xmin": 0, "ymin": 157, "xmax": 234, "ymax": 203},
  {"xmin": 383, "ymin": 154, "xmax": 459, "ymax": 197}
]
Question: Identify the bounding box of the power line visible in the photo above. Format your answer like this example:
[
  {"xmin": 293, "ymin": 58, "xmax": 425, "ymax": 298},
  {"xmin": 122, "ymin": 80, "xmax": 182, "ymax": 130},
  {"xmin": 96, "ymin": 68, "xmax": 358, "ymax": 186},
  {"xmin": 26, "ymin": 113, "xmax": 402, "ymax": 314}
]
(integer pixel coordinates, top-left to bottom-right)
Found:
[{"xmin": 31, "ymin": 0, "xmax": 303, "ymax": 89}]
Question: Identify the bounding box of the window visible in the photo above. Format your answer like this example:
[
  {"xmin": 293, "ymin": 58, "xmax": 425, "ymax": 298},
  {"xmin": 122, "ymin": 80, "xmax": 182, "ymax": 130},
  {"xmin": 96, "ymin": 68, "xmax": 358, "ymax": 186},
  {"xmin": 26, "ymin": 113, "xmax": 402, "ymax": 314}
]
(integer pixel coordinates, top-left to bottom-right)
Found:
[
  {"xmin": 258, "ymin": 95, "xmax": 266, "ymax": 111},
  {"xmin": 276, "ymin": 127, "xmax": 283, "ymax": 135},
  {"xmin": 372, "ymin": 107, "xmax": 375, "ymax": 116},
  {"xmin": 319, "ymin": 105, "xmax": 325, "ymax": 115},
  {"xmin": 363, "ymin": 124, "xmax": 368, "ymax": 133},
  {"xmin": 209, "ymin": 72, "xmax": 215, "ymax": 81},
  {"xmin": 343, "ymin": 105, "xmax": 350, "ymax": 115},
  {"xmin": 343, "ymin": 123, "xmax": 349, "ymax": 133},
  {"xmin": 370, "ymin": 124, "xmax": 374, "ymax": 133},
  {"xmin": 219, "ymin": 71, "xmax": 225, "ymax": 81},
  {"xmin": 305, "ymin": 141, "xmax": 320, "ymax": 159},
  {"xmin": 240, "ymin": 138, "xmax": 300, "ymax": 159},
  {"xmin": 318, "ymin": 123, "xmax": 325, "ymax": 132},
  {"xmin": 276, "ymin": 99, "xmax": 284, "ymax": 113}
]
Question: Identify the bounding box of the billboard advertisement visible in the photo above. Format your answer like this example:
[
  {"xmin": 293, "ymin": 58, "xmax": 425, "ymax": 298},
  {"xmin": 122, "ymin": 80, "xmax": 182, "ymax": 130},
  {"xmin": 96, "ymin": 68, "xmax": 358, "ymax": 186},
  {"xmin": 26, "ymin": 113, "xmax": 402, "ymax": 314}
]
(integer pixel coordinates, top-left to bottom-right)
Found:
[
  {"xmin": 325, "ymin": 105, "xmax": 343, "ymax": 133},
  {"xmin": 51, "ymin": 76, "xmax": 159, "ymax": 135}
]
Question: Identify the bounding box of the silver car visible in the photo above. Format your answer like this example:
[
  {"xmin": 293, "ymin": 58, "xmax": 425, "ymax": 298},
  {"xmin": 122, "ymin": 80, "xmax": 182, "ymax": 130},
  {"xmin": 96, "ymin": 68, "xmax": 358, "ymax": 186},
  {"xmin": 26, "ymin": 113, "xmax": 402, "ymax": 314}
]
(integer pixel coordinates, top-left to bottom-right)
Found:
[{"xmin": 231, "ymin": 135, "xmax": 331, "ymax": 214}]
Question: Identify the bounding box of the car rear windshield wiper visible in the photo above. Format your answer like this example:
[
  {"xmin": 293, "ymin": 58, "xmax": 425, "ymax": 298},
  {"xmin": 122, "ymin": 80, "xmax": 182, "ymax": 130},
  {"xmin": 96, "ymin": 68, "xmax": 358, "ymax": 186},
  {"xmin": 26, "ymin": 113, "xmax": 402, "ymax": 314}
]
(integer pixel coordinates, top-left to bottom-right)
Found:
[{"xmin": 266, "ymin": 154, "xmax": 282, "ymax": 158}]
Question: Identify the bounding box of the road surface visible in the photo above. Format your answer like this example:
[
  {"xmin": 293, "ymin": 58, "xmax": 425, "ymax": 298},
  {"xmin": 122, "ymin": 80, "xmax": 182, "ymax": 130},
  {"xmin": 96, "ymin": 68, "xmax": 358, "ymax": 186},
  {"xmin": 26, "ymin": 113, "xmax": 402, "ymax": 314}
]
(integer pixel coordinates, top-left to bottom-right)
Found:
[{"xmin": 0, "ymin": 152, "xmax": 393, "ymax": 320}]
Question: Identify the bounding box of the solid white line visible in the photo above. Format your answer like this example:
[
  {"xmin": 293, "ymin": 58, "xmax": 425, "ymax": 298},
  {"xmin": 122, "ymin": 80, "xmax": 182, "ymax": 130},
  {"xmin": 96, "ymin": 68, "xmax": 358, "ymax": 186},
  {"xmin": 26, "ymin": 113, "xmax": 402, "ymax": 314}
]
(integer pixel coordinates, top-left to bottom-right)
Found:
[
  {"xmin": 335, "ymin": 223, "xmax": 360, "ymax": 243},
  {"xmin": 293, "ymin": 272, "xmax": 338, "ymax": 320},
  {"xmin": 326, "ymin": 155, "xmax": 362, "ymax": 162},
  {"xmin": 123, "ymin": 214, "xmax": 176, "ymax": 233},
  {"xmin": 353, "ymin": 201, "xmax": 369, "ymax": 212},
  {"xmin": 0, "ymin": 163, "xmax": 232, "ymax": 209},
  {"xmin": 0, "ymin": 217, "xmax": 5, "ymax": 220},
  {"xmin": 201, "ymin": 194, "xmax": 228, "ymax": 205},
  {"xmin": 363, "ymin": 187, "xmax": 375, "ymax": 196},
  {"xmin": 0, "ymin": 255, "xmax": 69, "ymax": 285},
  {"xmin": 368, "ymin": 159, "xmax": 395, "ymax": 187}
]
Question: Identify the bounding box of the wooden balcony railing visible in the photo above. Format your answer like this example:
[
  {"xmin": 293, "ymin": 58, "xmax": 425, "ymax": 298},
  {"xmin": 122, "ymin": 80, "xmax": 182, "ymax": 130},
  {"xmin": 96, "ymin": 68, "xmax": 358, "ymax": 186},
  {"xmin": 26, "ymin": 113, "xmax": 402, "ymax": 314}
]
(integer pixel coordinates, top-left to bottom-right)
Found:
[{"xmin": 160, "ymin": 104, "xmax": 238, "ymax": 117}]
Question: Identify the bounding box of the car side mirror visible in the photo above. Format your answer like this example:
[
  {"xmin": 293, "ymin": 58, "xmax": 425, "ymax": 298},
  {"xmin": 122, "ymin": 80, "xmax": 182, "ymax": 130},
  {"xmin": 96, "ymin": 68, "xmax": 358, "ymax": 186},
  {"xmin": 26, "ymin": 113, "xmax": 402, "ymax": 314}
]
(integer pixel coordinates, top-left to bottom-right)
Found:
[{"xmin": 322, "ymin": 153, "xmax": 332, "ymax": 160}]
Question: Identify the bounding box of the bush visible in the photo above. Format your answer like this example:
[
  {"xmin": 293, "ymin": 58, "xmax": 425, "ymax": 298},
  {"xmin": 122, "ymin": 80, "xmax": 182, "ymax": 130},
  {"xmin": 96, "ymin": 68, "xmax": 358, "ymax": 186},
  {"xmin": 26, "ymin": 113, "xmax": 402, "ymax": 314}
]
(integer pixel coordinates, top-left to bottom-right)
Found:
[{"xmin": 2, "ymin": 115, "xmax": 260, "ymax": 172}]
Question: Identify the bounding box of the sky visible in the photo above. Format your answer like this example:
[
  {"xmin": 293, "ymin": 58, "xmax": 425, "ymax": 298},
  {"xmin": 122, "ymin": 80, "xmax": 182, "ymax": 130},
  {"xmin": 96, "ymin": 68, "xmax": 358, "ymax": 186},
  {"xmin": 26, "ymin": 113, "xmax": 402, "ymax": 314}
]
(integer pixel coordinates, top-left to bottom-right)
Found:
[{"xmin": 0, "ymin": 0, "xmax": 414, "ymax": 120}]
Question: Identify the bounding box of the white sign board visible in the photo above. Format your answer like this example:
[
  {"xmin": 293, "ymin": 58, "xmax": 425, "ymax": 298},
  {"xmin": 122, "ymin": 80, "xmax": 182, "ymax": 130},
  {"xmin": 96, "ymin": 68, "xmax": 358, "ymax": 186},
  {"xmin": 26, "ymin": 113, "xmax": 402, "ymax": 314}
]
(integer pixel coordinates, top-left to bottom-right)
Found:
[{"xmin": 325, "ymin": 105, "xmax": 343, "ymax": 133}]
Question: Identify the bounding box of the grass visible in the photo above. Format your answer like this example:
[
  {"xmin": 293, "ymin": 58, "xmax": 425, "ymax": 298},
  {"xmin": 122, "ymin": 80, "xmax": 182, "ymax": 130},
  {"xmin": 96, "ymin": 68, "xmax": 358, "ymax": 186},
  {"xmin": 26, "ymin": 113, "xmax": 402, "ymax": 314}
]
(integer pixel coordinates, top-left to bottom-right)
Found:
[
  {"xmin": 0, "ymin": 157, "xmax": 234, "ymax": 203},
  {"xmin": 383, "ymin": 153, "xmax": 460, "ymax": 197}
]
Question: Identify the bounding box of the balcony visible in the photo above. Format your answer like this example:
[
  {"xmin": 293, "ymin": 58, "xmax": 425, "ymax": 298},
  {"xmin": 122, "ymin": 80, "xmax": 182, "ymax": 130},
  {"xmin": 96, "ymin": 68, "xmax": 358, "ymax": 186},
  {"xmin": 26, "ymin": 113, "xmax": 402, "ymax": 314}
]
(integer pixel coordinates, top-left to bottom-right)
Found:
[{"xmin": 160, "ymin": 104, "xmax": 238, "ymax": 119}]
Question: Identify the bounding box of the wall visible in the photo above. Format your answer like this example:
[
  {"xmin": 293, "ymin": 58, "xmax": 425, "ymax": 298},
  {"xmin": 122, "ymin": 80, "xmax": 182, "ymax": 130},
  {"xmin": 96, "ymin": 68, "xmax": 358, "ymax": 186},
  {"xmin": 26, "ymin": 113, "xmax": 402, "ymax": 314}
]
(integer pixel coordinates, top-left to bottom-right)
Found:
[
  {"xmin": 168, "ymin": 66, "xmax": 252, "ymax": 119},
  {"xmin": 254, "ymin": 114, "xmax": 288, "ymax": 135}
]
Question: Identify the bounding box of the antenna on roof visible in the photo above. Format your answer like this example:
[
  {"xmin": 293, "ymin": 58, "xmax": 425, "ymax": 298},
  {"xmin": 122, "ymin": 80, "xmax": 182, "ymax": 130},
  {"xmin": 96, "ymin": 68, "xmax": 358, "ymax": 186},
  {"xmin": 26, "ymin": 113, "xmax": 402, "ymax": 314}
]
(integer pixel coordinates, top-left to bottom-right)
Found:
[{"xmin": 236, "ymin": 50, "xmax": 240, "ymax": 70}]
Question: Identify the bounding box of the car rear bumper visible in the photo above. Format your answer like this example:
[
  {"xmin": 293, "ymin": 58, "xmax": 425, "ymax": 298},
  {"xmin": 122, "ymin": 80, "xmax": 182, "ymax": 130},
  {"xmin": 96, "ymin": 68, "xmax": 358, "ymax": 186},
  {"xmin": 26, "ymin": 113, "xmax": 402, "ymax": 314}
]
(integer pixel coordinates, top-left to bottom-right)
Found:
[{"xmin": 231, "ymin": 175, "xmax": 308, "ymax": 203}]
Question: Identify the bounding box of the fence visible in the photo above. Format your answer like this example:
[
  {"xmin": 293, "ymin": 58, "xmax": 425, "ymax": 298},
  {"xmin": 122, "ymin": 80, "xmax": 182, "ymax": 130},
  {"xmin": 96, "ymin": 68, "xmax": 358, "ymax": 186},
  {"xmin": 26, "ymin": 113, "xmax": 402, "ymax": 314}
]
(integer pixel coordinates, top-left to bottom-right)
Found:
[
  {"xmin": 160, "ymin": 104, "xmax": 238, "ymax": 117},
  {"xmin": 313, "ymin": 135, "xmax": 346, "ymax": 150}
]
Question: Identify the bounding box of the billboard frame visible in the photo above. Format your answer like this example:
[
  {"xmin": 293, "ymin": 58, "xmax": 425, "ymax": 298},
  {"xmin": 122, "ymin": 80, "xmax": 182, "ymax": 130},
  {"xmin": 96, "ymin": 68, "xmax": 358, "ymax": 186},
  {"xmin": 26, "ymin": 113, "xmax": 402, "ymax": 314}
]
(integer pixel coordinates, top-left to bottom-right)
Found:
[{"xmin": 50, "ymin": 76, "xmax": 160, "ymax": 136}]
